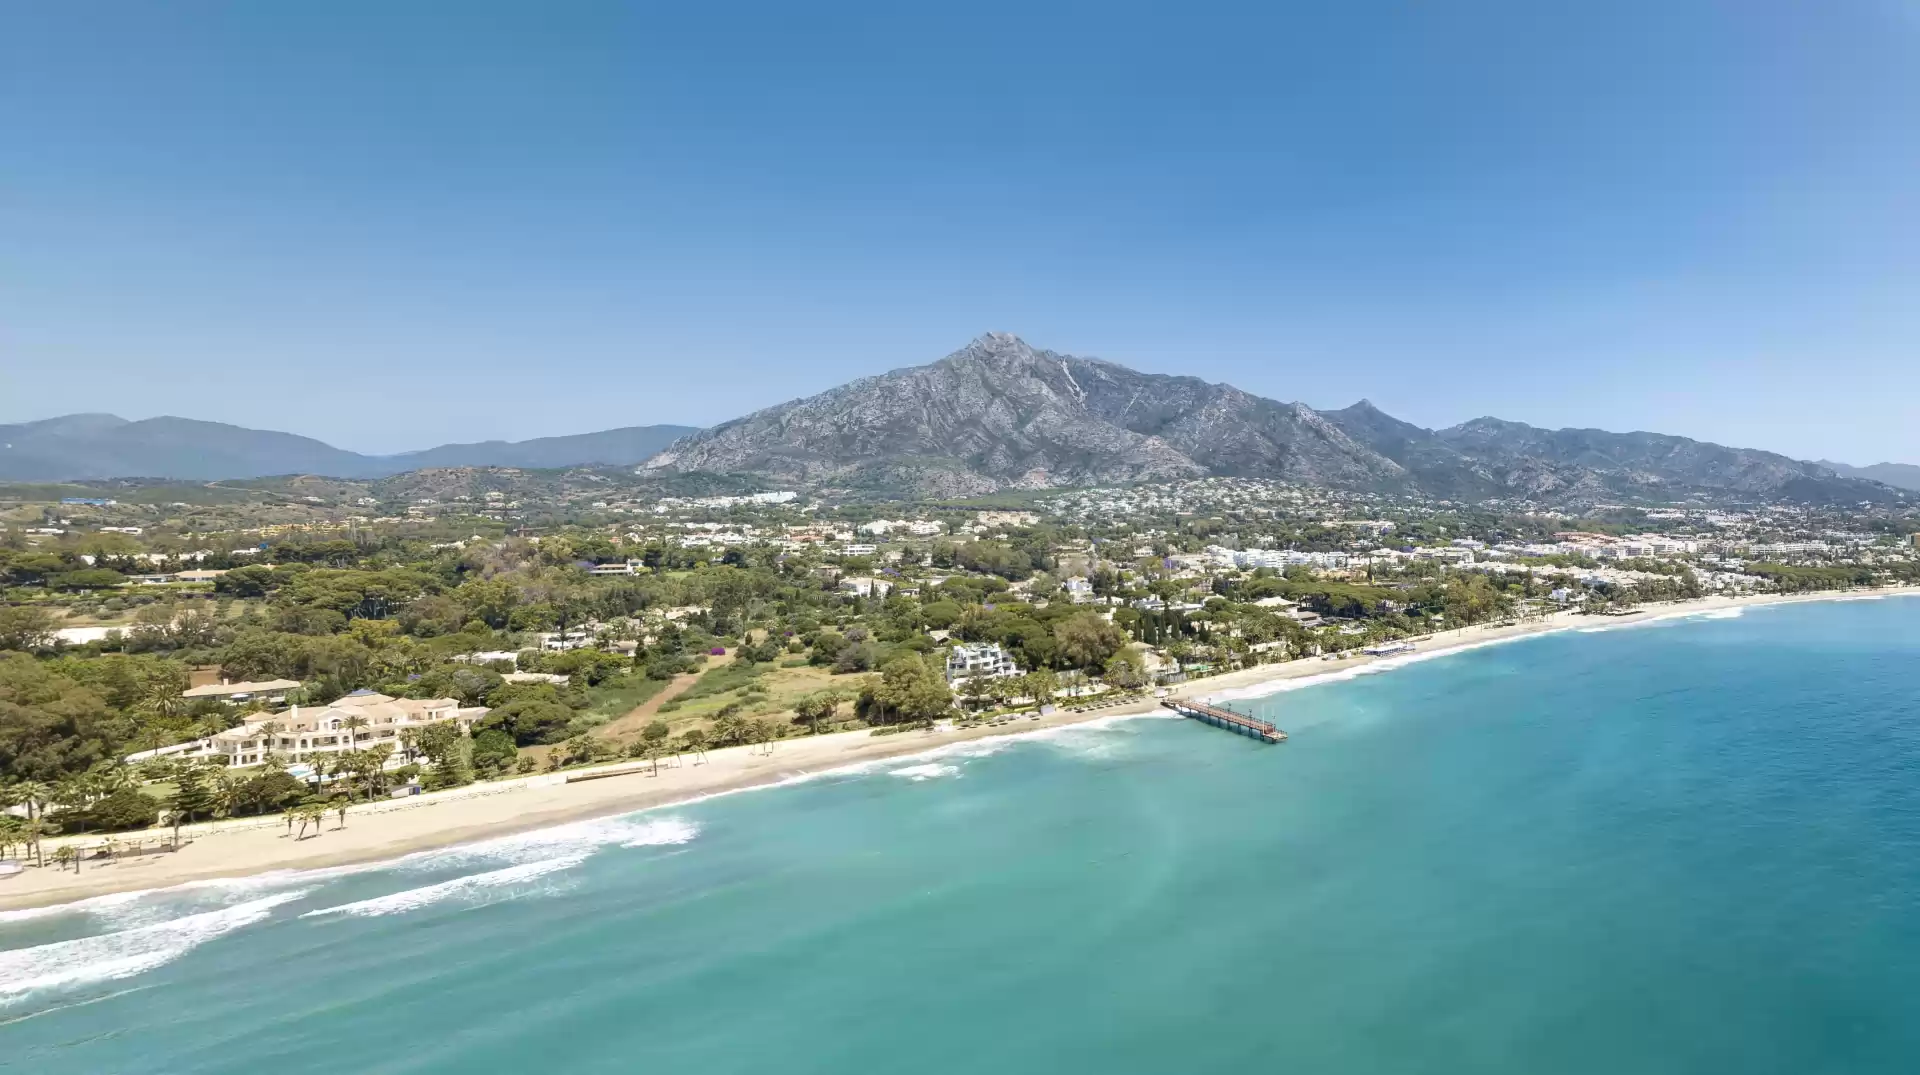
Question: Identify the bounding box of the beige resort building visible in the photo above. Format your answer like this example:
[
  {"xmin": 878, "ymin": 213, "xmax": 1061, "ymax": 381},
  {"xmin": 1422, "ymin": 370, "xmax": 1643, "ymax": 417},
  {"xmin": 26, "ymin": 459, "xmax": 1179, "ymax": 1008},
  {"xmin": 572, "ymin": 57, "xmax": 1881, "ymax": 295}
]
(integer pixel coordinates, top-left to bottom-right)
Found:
[{"xmin": 129, "ymin": 690, "xmax": 489, "ymax": 770}]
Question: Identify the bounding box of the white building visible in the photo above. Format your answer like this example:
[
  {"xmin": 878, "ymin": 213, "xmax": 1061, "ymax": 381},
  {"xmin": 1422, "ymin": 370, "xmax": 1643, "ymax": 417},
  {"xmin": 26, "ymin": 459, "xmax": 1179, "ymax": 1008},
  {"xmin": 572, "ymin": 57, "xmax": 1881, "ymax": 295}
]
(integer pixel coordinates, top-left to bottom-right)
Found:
[
  {"xmin": 838, "ymin": 576, "xmax": 893, "ymax": 599},
  {"xmin": 181, "ymin": 678, "xmax": 302, "ymax": 705},
  {"xmin": 130, "ymin": 692, "xmax": 488, "ymax": 770},
  {"xmin": 945, "ymin": 642, "xmax": 1021, "ymax": 684}
]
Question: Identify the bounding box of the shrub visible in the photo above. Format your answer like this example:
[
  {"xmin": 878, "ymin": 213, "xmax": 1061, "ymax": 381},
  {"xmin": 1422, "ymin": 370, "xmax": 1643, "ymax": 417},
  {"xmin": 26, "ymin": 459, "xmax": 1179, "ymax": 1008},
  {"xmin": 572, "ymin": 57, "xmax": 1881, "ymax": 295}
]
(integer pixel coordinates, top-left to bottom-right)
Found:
[{"xmin": 84, "ymin": 788, "xmax": 160, "ymax": 831}]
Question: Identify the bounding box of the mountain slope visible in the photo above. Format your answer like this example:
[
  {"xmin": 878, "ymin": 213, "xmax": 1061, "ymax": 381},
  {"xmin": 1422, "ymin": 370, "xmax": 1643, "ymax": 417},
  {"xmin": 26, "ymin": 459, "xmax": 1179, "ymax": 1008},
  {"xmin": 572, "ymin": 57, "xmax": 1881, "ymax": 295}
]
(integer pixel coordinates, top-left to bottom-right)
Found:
[
  {"xmin": 645, "ymin": 333, "xmax": 1409, "ymax": 495},
  {"xmin": 0, "ymin": 416, "xmax": 700, "ymax": 481},
  {"xmin": 375, "ymin": 425, "xmax": 699, "ymax": 473},
  {"xmin": 646, "ymin": 334, "xmax": 1210, "ymax": 495},
  {"xmin": 650, "ymin": 333, "xmax": 1904, "ymax": 504},
  {"xmin": 1424, "ymin": 419, "xmax": 1891, "ymax": 503},
  {"xmin": 1818, "ymin": 460, "xmax": 1920, "ymax": 493},
  {"xmin": 0, "ymin": 416, "xmax": 370, "ymax": 482}
]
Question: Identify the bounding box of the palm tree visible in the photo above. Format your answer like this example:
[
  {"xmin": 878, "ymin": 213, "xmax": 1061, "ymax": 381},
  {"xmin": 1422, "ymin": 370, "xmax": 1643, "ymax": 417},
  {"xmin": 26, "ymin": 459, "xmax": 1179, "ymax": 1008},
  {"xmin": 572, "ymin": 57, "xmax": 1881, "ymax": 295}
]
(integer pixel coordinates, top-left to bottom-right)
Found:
[
  {"xmin": 257, "ymin": 720, "xmax": 284, "ymax": 759},
  {"xmin": 163, "ymin": 807, "xmax": 187, "ymax": 848},
  {"xmin": 308, "ymin": 754, "xmax": 335, "ymax": 796},
  {"xmin": 363, "ymin": 744, "xmax": 395, "ymax": 799},
  {"xmin": 52, "ymin": 779, "xmax": 90, "ymax": 834},
  {"xmin": 341, "ymin": 715, "xmax": 370, "ymax": 747},
  {"xmin": 0, "ymin": 815, "xmax": 24, "ymax": 859},
  {"xmin": 398, "ymin": 727, "xmax": 421, "ymax": 764},
  {"xmin": 681, "ymin": 729, "xmax": 709, "ymax": 765},
  {"xmin": 294, "ymin": 803, "xmax": 326, "ymax": 840},
  {"xmin": 208, "ymin": 767, "xmax": 238, "ymax": 820},
  {"xmin": 53, "ymin": 844, "xmax": 78, "ymax": 873},
  {"xmin": 332, "ymin": 796, "xmax": 350, "ymax": 830},
  {"xmin": 99, "ymin": 763, "xmax": 139, "ymax": 795},
  {"xmin": 25, "ymin": 818, "xmax": 58, "ymax": 868}
]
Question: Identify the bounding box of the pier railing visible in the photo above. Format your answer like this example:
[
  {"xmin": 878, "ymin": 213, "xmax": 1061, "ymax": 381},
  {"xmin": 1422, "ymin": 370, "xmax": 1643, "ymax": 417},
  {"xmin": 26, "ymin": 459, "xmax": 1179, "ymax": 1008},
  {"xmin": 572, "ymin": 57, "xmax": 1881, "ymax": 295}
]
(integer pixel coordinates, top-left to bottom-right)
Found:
[{"xmin": 1162, "ymin": 700, "xmax": 1287, "ymax": 743}]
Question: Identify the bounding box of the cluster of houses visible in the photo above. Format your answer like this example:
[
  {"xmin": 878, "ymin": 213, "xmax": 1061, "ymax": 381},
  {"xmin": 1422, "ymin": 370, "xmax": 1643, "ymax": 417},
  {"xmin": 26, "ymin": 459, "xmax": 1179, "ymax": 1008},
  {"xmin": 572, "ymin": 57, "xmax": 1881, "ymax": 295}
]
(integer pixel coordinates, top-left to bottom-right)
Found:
[{"xmin": 127, "ymin": 681, "xmax": 488, "ymax": 773}]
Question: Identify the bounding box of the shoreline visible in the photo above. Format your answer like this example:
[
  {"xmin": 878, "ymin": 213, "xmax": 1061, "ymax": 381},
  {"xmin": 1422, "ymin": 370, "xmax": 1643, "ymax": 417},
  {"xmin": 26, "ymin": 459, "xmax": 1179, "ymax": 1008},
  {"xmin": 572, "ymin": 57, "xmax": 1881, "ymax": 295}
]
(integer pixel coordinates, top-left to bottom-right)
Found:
[{"xmin": 5, "ymin": 583, "xmax": 1916, "ymax": 913}]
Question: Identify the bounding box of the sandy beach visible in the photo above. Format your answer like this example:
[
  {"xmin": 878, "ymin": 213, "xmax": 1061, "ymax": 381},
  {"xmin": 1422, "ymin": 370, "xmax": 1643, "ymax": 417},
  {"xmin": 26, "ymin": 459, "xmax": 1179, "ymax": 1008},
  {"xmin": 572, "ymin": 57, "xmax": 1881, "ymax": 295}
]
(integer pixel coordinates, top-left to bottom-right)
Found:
[{"xmin": 5, "ymin": 584, "xmax": 1916, "ymax": 912}]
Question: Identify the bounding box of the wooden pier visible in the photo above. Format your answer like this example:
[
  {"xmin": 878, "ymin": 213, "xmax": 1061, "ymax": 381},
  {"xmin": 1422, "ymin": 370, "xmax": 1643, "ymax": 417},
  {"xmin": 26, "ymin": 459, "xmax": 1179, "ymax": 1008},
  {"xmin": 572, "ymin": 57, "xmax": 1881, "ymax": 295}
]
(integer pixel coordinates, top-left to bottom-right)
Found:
[{"xmin": 1162, "ymin": 700, "xmax": 1287, "ymax": 743}]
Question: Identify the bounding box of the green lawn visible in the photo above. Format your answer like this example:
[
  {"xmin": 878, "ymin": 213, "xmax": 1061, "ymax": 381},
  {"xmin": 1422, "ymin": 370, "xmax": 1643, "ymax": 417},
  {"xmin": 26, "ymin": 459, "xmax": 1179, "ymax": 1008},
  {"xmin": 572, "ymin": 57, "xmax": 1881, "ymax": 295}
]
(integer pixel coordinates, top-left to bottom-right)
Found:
[{"xmin": 580, "ymin": 674, "xmax": 670, "ymax": 723}]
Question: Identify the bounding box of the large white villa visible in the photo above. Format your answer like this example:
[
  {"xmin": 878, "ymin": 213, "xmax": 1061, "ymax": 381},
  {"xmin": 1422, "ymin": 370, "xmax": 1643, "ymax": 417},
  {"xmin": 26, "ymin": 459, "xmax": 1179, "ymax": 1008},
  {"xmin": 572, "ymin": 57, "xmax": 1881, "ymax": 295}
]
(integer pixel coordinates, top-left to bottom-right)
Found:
[{"xmin": 128, "ymin": 690, "xmax": 489, "ymax": 769}]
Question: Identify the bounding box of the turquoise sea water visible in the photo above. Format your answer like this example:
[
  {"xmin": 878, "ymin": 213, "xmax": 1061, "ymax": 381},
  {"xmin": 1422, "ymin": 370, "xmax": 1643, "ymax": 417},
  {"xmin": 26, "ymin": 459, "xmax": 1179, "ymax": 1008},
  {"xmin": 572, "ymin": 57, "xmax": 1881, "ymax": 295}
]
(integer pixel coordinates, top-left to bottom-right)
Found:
[{"xmin": 6, "ymin": 597, "xmax": 1920, "ymax": 1073}]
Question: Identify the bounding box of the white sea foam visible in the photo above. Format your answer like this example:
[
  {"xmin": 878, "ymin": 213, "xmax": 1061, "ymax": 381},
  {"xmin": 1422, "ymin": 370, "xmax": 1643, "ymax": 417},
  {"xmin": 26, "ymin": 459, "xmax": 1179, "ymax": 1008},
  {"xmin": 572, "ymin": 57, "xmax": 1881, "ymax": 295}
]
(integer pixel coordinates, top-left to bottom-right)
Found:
[
  {"xmin": 402, "ymin": 814, "xmax": 697, "ymax": 871},
  {"xmin": 1693, "ymin": 607, "xmax": 1745, "ymax": 620},
  {"xmin": 888, "ymin": 763, "xmax": 960, "ymax": 781},
  {"xmin": 0, "ymin": 888, "xmax": 150, "ymax": 926},
  {"xmin": 0, "ymin": 890, "xmax": 308, "ymax": 1005},
  {"xmin": 301, "ymin": 855, "xmax": 588, "ymax": 919},
  {"xmin": 0, "ymin": 816, "xmax": 700, "ymax": 929}
]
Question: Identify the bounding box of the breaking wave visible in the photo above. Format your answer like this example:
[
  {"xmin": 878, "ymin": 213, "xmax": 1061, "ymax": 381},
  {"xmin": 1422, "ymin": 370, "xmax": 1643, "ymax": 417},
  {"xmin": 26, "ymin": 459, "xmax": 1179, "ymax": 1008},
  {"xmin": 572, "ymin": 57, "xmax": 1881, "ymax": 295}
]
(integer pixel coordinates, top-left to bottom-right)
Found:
[
  {"xmin": 401, "ymin": 815, "xmax": 697, "ymax": 871},
  {"xmin": 888, "ymin": 764, "xmax": 960, "ymax": 781},
  {"xmin": 0, "ymin": 891, "xmax": 308, "ymax": 1006},
  {"xmin": 302, "ymin": 855, "xmax": 589, "ymax": 919}
]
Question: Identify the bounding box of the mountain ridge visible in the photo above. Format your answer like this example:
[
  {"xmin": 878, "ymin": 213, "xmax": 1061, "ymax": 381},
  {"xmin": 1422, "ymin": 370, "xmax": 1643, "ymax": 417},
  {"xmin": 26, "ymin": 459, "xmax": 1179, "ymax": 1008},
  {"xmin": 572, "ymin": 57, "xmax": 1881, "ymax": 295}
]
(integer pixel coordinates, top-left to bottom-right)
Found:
[
  {"xmin": 0, "ymin": 416, "xmax": 699, "ymax": 482},
  {"xmin": 647, "ymin": 333, "xmax": 1904, "ymax": 505},
  {"xmin": 6, "ymin": 334, "xmax": 1909, "ymax": 505},
  {"xmin": 1818, "ymin": 459, "xmax": 1920, "ymax": 493}
]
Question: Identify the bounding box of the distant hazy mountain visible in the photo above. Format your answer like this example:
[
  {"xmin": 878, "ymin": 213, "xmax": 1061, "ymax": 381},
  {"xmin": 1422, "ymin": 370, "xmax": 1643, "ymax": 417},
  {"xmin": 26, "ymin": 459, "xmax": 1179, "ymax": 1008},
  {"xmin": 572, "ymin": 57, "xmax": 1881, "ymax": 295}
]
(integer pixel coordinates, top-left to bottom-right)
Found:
[
  {"xmin": 1817, "ymin": 460, "xmax": 1920, "ymax": 493},
  {"xmin": 647, "ymin": 332, "xmax": 1904, "ymax": 504},
  {"xmin": 0, "ymin": 415, "xmax": 699, "ymax": 481},
  {"xmin": 374, "ymin": 426, "xmax": 701, "ymax": 473}
]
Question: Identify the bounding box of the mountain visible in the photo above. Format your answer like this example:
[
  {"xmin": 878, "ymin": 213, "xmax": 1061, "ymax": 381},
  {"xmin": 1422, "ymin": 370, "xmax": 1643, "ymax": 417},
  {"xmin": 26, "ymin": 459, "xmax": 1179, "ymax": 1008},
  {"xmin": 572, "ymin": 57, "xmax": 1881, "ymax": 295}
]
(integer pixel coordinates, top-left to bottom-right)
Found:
[
  {"xmin": 1817, "ymin": 460, "xmax": 1920, "ymax": 493},
  {"xmin": 0, "ymin": 415, "xmax": 370, "ymax": 482},
  {"xmin": 7, "ymin": 335, "xmax": 1903, "ymax": 506},
  {"xmin": 375, "ymin": 426, "xmax": 699, "ymax": 472},
  {"xmin": 0, "ymin": 415, "xmax": 700, "ymax": 481},
  {"xmin": 648, "ymin": 333, "xmax": 1904, "ymax": 504},
  {"xmin": 1325, "ymin": 409, "xmax": 1888, "ymax": 504},
  {"xmin": 644, "ymin": 333, "xmax": 1404, "ymax": 496}
]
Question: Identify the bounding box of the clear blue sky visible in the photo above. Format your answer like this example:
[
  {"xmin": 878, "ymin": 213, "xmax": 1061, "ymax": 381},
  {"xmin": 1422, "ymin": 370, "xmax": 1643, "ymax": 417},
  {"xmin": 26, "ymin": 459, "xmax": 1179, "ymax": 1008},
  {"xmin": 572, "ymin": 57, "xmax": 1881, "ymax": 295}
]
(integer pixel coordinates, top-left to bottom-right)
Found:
[{"xmin": 4, "ymin": 2, "xmax": 1918, "ymax": 461}]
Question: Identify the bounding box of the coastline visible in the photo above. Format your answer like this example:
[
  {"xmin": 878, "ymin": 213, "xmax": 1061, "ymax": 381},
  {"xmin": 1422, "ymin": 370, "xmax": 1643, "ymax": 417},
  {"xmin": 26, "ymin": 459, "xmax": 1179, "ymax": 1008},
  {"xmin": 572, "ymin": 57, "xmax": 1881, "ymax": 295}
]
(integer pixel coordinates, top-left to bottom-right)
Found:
[{"xmin": 5, "ymin": 583, "xmax": 1916, "ymax": 913}]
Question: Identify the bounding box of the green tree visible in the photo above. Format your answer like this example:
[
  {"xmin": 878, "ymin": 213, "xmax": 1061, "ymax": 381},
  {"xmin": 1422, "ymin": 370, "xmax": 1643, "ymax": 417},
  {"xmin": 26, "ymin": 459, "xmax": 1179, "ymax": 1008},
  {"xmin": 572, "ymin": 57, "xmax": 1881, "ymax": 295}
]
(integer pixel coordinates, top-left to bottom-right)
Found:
[
  {"xmin": 168, "ymin": 765, "xmax": 218, "ymax": 823},
  {"xmin": 641, "ymin": 720, "xmax": 671, "ymax": 751},
  {"xmin": 860, "ymin": 654, "xmax": 953, "ymax": 726},
  {"xmin": 471, "ymin": 728, "xmax": 519, "ymax": 775},
  {"xmin": 1054, "ymin": 612, "xmax": 1128, "ymax": 670},
  {"xmin": 0, "ymin": 606, "xmax": 58, "ymax": 652},
  {"xmin": 84, "ymin": 787, "xmax": 160, "ymax": 831},
  {"xmin": 1103, "ymin": 646, "xmax": 1150, "ymax": 689}
]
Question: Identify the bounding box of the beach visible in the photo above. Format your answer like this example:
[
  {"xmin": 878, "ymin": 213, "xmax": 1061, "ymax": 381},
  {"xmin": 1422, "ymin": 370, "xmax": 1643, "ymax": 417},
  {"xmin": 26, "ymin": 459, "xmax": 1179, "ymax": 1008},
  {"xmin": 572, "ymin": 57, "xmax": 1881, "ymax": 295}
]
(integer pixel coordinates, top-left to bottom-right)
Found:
[{"xmin": 6, "ymin": 584, "xmax": 1916, "ymax": 912}]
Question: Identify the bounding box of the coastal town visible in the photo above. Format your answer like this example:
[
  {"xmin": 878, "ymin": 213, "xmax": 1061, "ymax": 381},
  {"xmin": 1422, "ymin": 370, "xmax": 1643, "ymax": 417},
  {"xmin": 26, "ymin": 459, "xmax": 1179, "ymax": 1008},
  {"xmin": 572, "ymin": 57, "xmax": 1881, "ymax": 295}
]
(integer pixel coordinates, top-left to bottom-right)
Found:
[{"xmin": 4, "ymin": 471, "xmax": 1918, "ymax": 887}]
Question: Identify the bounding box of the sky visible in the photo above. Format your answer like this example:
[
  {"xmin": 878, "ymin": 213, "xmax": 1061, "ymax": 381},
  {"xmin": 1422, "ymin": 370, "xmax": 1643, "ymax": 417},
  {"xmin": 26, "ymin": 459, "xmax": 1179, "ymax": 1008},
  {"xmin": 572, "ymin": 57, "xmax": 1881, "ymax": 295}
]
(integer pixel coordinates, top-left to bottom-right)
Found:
[{"xmin": 3, "ymin": 1, "xmax": 1919, "ymax": 462}]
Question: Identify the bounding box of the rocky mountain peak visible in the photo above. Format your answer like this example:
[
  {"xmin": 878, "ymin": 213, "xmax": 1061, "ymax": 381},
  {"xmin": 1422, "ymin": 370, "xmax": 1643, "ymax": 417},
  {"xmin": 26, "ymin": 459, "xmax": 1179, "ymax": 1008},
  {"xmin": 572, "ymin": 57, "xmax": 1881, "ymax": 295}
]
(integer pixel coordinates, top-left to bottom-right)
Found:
[{"xmin": 643, "ymin": 334, "xmax": 1904, "ymax": 505}]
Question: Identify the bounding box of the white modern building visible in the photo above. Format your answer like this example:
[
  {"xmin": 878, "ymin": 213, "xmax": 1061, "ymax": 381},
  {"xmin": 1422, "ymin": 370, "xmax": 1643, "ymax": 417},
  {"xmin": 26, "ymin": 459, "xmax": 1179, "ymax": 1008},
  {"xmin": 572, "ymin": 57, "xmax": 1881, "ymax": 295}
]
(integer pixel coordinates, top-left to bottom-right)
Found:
[{"xmin": 945, "ymin": 642, "xmax": 1021, "ymax": 684}]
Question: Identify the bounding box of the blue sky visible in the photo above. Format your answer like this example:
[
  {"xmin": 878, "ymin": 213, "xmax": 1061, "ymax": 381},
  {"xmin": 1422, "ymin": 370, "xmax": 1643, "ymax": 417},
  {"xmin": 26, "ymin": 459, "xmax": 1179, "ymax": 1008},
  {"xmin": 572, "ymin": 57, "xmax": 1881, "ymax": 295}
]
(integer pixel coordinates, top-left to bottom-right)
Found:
[{"xmin": 3, "ymin": 2, "xmax": 1918, "ymax": 461}]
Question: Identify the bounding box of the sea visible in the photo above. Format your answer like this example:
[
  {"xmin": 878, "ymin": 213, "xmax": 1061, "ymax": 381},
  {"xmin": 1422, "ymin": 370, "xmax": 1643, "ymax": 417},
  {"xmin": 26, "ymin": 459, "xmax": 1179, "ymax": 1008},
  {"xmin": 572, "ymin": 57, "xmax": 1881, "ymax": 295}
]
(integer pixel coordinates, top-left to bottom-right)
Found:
[{"xmin": 5, "ymin": 596, "xmax": 1920, "ymax": 1073}]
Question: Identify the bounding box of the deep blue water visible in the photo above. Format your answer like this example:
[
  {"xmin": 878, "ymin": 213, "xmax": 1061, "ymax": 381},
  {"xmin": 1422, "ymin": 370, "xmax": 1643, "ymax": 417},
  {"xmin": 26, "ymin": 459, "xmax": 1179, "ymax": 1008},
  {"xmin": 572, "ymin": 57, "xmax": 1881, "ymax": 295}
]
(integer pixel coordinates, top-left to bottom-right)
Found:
[{"xmin": 5, "ymin": 597, "xmax": 1920, "ymax": 1073}]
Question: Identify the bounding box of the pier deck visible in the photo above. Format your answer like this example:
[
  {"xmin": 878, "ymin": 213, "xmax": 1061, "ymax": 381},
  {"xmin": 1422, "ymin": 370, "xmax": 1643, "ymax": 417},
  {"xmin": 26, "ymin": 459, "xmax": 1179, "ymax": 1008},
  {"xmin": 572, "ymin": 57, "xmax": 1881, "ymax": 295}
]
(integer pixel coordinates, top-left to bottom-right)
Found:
[{"xmin": 1162, "ymin": 700, "xmax": 1287, "ymax": 743}]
